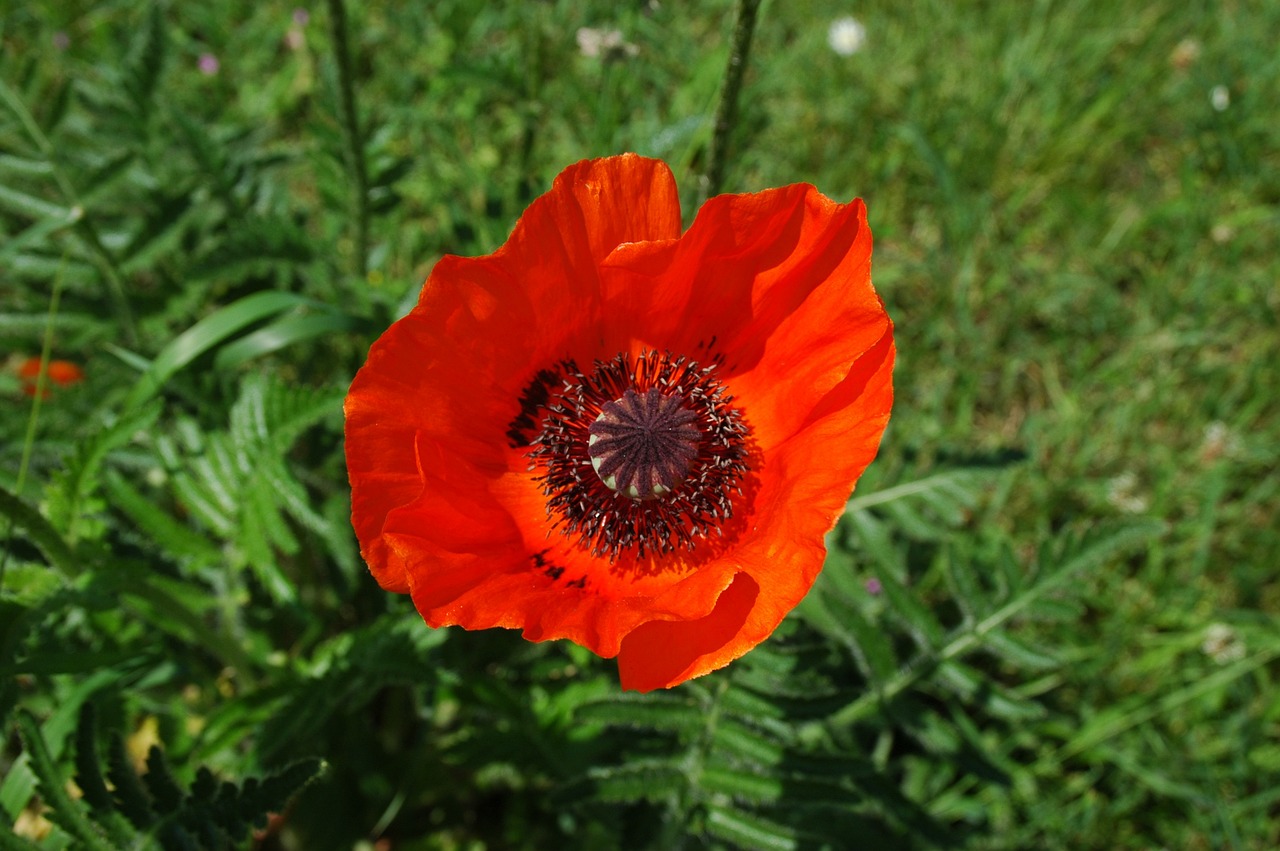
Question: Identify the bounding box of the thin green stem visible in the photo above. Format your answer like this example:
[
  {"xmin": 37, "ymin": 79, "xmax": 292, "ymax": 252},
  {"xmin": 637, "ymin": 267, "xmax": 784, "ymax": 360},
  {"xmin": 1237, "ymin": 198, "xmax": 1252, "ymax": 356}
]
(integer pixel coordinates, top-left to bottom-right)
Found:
[
  {"xmin": 0, "ymin": 79, "xmax": 137, "ymax": 344},
  {"xmin": 699, "ymin": 0, "xmax": 762, "ymax": 205},
  {"xmin": 326, "ymin": 0, "xmax": 370, "ymax": 279},
  {"xmin": 0, "ymin": 258, "xmax": 67, "ymax": 587}
]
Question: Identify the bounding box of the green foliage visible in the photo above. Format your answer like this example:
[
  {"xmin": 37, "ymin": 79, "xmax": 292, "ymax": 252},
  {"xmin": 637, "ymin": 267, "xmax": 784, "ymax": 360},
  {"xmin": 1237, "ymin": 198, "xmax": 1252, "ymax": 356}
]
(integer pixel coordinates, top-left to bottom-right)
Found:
[
  {"xmin": 564, "ymin": 461, "xmax": 1169, "ymax": 850},
  {"xmin": 2, "ymin": 0, "xmax": 1277, "ymax": 848},
  {"xmin": 142, "ymin": 372, "xmax": 343, "ymax": 603},
  {"xmin": 12, "ymin": 705, "xmax": 321, "ymax": 849}
]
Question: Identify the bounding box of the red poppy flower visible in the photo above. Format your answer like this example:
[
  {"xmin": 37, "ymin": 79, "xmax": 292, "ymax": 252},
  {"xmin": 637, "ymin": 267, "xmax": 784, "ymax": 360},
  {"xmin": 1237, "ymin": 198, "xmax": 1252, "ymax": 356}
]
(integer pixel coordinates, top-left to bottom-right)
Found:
[
  {"xmin": 17, "ymin": 357, "xmax": 85, "ymax": 398},
  {"xmin": 345, "ymin": 154, "xmax": 894, "ymax": 691}
]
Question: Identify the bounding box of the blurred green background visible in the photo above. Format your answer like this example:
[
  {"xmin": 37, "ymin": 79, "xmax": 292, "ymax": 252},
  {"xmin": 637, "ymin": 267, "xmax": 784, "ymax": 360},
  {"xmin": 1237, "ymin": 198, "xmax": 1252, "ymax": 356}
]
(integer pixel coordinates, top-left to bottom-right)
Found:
[{"xmin": 1, "ymin": 0, "xmax": 1277, "ymax": 848}]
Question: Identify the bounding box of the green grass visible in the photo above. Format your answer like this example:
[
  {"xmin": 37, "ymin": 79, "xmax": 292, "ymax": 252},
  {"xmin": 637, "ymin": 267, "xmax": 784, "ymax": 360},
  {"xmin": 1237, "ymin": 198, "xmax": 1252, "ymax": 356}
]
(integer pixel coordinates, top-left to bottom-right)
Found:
[{"xmin": 2, "ymin": 0, "xmax": 1277, "ymax": 848}]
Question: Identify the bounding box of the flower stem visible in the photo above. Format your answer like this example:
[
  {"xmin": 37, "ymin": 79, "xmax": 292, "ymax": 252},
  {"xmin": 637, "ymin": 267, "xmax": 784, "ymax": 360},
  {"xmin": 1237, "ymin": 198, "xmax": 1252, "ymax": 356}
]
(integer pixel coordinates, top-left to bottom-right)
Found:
[
  {"xmin": 326, "ymin": 0, "xmax": 370, "ymax": 279},
  {"xmin": 0, "ymin": 256, "xmax": 67, "ymax": 588},
  {"xmin": 699, "ymin": 0, "xmax": 762, "ymax": 205}
]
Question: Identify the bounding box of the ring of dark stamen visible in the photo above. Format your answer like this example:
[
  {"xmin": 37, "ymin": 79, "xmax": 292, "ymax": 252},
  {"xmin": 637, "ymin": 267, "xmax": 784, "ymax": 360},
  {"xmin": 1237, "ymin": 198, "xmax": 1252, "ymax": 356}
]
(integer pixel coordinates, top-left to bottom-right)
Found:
[{"xmin": 515, "ymin": 350, "xmax": 750, "ymax": 560}]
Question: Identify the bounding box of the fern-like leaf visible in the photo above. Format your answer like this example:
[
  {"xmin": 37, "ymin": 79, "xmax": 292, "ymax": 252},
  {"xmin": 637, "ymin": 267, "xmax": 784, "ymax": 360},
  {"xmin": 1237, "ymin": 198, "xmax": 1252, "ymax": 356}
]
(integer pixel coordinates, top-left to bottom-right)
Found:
[
  {"xmin": 18, "ymin": 703, "xmax": 323, "ymax": 850},
  {"xmin": 14, "ymin": 710, "xmax": 116, "ymax": 851},
  {"xmin": 163, "ymin": 373, "xmax": 342, "ymax": 602}
]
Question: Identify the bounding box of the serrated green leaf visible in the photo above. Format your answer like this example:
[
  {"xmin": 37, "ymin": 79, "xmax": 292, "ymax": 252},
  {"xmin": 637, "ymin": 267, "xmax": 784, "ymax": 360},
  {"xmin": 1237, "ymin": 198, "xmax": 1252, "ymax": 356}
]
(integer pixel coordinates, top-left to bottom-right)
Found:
[
  {"xmin": 14, "ymin": 711, "xmax": 117, "ymax": 851},
  {"xmin": 0, "ymin": 182, "xmax": 66, "ymax": 220},
  {"xmin": 103, "ymin": 471, "xmax": 222, "ymax": 565},
  {"xmin": 711, "ymin": 719, "xmax": 784, "ymax": 766},
  {"xmin": 800, "ymin": 581, "xmax": 897, "ymax": 684},
  {"xmin": 258, "ymin": 457, "xmax": 328, "ymax": 538},
  {"xmin": 576, "ymin": 697, "xmax": 704, "ymax": 734},
  {"xmin": 171, "ymin": 469, "xmax": 235, "ymax": 536},
  {"xmin": 869, "ymin": 561, "xmax": 945, "ymax": 650},
  {"xmin": 842, "ymin": 603, "xmax": 899, "ymax": 684},
  {"xmin": 881, "ymin": 498, "xmax": 947, "ymax": 541},
  {"xmin": 991, "ymin": 540, "xmax": 1022, "ymax": 599},
  {"xmin": 249, "ymin": 758, "xmax": 324, "ymax": 818},
  {"xmin": 0, "ymin": 484, "xmax": 77, "ymax": 578},
  {"xmin": 107, "ymin": 733, "xmax": 154, "ymax": 828},
  {"xmin": 942, "ymin": 545, "xmax": 988, "ymax": 621},
  {"xmin": 0, "ymin": 563, "xmax": 61, "ymax": 606},
  {"xmin": 143, "ymin": 746, "xmax": 185, "ymax": 814},
  {"xmin": 188, "ymin": 216, "xmax": 315, "ymax": 283},
  {"xmin": 73, "ymin": 705, "xmax": 113, "ymax": 813},
  {"xmin": 935, "ymin": 661, "xmax": 1046, "ymax": 721},
  {"xmin": 586, "ymin": 760, "xmax": 686, "ymax": 803},
  {"xmin": 0, "ymin": 153, "xmax": 52, "ymax": 178},
  {"xmin": 89, "ymin": 567, "xmax": 256, "ymax": 674},
  {"xmin": 704, "ymin": 805, "xmax": 797, "ymax": 851},
  {"xmin": 0, "ymin": 206, "xmax": 80, "ymax": 266},
  {"xmin": 124, "ymin": 2, "xmax": 166, "ymax": 120},
  {"xmin": 700, "ymin": 764, "xmax": 783, "ymax": 803},
  {"xmin": 846, "ymin": 509, "xmax": 904, "ymax": 578},
  {"xmin": 118, "ymin": 192, "xmax": 193, "ymax": 272},
  {"xmin": 44, "ymin": 402, "xmax": 162, "ymax": 545},
  {"xmin": 983, "ymin": 629, "xmax": 1060, "ymax": 671}
]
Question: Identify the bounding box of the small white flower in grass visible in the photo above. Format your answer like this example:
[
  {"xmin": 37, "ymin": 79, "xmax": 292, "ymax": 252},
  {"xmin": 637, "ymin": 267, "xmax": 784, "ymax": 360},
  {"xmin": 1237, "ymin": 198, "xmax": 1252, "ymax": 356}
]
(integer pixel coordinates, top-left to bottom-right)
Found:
[
  {"xmin": 576, "ymin": 27, "xmax": 638, "ymax": 60},
  {"xmin": 828, "ymin": 16, "xmax": 867, "ymax": 56},
  {"xmin": 1202, "ymin": 623, "xmax": 1246, "ymax": 665},
  {"xmin": 1210, "ymin": 85, "xmax": 1230, "ymax": 111},
  {"xmin": 1106, "ymin": 472, "xmax": 1148, "ymax": 514},
  {"xmin": 1199, "ymin": 420, "xmax": 1240, "ymax": 462}
]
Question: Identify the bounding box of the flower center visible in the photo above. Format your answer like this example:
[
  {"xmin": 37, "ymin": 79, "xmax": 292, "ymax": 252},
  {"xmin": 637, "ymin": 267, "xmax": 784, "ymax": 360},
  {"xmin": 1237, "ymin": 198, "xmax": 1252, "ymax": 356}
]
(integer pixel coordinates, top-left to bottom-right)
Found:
[
  {"xmin": 509, "ymin": 350, "xmax": 751, "ymax": 560},
  {"xmin": 588, "ymin": 388, "xmax": 700, "ymax": 499}
]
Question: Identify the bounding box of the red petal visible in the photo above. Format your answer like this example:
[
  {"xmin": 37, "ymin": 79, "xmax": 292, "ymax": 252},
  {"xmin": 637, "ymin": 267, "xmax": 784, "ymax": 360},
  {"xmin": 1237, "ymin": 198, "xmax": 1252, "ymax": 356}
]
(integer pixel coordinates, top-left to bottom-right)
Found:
[
  {"xmin": 617, "ymin": 572, "xmax": 760, "ymax": 692},
  {"xmin": 347, "ymin": 155, "xmax": 682, "ymax": 597},
  {"xmin": 346, "ymin": 155, "xmax": 895, "ymax": 688}
]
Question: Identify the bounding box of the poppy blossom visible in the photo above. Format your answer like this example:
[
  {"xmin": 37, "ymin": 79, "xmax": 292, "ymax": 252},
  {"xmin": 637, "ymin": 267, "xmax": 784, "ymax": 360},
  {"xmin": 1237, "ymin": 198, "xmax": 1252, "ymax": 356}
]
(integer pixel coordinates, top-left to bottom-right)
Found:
[
  {"xmin": 345, "ymin": 154, "xmax": 894, "ymax": 691},
  {"xmin": 17, "ymin": 357, "xmax": 84, "ymax": 398}
]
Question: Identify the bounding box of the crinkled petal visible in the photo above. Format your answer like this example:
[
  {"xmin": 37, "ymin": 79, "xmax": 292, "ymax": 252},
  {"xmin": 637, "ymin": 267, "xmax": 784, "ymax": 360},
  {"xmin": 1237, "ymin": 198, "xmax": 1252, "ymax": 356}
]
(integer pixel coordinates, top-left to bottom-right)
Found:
[
  {"xmin": 617, "ymin": 329, "xmax": 894, "ymax": 690},
  {"xmin": 345, "ymin": 154, "xmax": 895, "ymax": 691},
  {"xmin": 346, "ymin": 155, "xmax": 682, "ymax": 594},
  {"xmin": 600, "ymin": 185, "xmax": 885, "ymax": 450}
]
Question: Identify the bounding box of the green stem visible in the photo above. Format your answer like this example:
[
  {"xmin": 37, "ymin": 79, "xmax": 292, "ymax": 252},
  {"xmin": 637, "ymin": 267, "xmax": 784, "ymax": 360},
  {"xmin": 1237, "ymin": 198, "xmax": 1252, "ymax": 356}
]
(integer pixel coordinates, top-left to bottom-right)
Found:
[
  {"xmin": 0, "ymin": 79, "xmax": 137, "ymax": 345},
  {"xmin": 699, "ymin": 0, "xmax": 762, "ymax": 204},
  {"xmin": 0, "ymin": 261, "xmax": 67, "ymax": 587},
  {"xmin": 326, "ymin": 0, "xmax": 370, "ymax": 278}
]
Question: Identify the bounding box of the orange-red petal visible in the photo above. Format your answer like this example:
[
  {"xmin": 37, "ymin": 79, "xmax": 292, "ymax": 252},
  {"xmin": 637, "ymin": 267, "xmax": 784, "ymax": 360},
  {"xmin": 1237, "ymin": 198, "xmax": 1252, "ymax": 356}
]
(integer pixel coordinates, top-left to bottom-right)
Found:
[
  {"xmin": 344, "ymin": 154, "xmax": 895, "ymax": 690},
  {"xmin": 346, "ymin": 155, "xmax": 682, "ymax": 595},
  {"xmin": 16, "ymin": 357, "xmax": 85, "ymax": 397}
]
